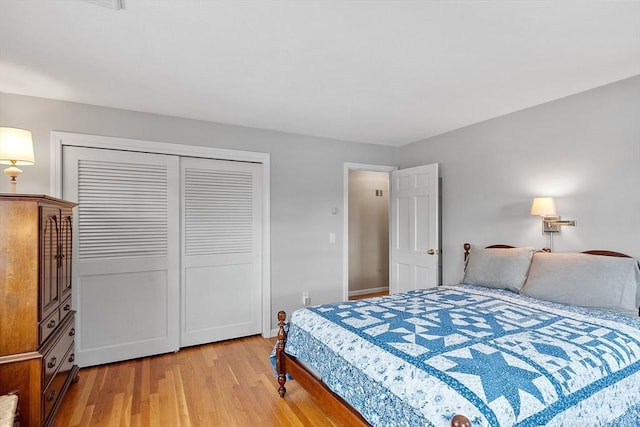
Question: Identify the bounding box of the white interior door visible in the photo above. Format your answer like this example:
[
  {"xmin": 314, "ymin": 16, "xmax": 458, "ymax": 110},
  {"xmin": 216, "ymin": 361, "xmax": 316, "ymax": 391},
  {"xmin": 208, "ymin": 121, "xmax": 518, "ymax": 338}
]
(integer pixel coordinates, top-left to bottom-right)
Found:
[
  {"xmin": 63, "ymin": 146, "xmax": 180, "ymax": 366},
  {"xmin": 390, "ymin": 163, "xmax": 440, "ymax": 293},
  {"xmin": 180, "ymin": 157, "xmax": 262, "ymax": 347}
]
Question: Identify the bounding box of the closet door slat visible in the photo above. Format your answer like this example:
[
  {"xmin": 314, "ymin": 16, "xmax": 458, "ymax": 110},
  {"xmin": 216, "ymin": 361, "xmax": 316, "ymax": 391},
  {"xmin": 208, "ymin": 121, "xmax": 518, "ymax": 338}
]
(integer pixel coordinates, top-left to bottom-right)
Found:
[
  {"xmin": 184, "ymin": 169, "xmax": 253, "ymax": 256},
  {"xmin": 77, "ymin": 160, "xmax": 169, "ymax": 260}
]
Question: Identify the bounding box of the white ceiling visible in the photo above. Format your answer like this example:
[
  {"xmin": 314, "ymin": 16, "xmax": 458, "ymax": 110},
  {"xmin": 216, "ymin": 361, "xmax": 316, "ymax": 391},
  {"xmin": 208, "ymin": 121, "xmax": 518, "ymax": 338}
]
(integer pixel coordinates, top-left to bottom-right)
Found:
[{"xmin": 1, "ymin": 1, "xmax": 639, "ymax": 146}]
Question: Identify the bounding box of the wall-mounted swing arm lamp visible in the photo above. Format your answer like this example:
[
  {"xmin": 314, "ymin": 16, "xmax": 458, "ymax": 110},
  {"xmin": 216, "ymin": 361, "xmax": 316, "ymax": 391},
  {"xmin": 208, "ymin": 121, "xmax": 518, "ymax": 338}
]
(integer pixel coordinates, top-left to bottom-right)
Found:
[
  {"xmin": 0, "ymin": 127, "xmax": 35, "ymax": 193},
  {"xmin": 530, "ymin": 197, "xmax": 576, "ymax": 233}
]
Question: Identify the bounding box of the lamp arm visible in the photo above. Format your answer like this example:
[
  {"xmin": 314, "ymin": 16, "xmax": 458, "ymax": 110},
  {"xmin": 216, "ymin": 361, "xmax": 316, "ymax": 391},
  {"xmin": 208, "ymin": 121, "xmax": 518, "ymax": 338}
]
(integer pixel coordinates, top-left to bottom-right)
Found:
[{"xmin": 545, "ymin": 219, "xmax": 576, "ymax": 227}]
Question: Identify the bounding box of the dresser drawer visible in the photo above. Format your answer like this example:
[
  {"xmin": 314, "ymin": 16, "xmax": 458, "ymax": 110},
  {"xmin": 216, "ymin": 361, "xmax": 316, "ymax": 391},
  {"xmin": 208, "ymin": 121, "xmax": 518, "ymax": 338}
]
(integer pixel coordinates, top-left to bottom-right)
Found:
[
  {"xmin": 59, "ymin": 297, "xmax": 72, "ymax": 324},
  {"xmin": 39, "ymin": 310, "xmax": 60, "ymax": 345},
  {"xmin": 43, "ymin": 343, "xmax": 74, "ymax": 423},
  {"xmin": 42, "ymin": 316, "xmax": 75, "ymax": 390}
]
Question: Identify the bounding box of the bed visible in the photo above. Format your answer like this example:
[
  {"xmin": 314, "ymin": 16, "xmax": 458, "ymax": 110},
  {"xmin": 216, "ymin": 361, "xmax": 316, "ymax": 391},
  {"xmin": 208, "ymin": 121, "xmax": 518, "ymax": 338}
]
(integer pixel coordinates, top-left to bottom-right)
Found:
[{"xmin": 274, "ymin": 244, "xmax": 640, "ymax": 426}]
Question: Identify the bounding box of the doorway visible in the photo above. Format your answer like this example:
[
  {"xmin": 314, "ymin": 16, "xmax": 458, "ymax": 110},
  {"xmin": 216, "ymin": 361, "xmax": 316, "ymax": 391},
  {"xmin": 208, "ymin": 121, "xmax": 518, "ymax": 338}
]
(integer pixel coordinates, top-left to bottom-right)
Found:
[
  {"xmin": 348, "ymin": 170, "xmax": 390, "ymax": 298},
  {"xmin": 343, "ymin": 162, "xmax": 441, "ymax": 301},
  {"xmin": 343, "ymin": 163, "xmax": 396, "ymax": 301}
]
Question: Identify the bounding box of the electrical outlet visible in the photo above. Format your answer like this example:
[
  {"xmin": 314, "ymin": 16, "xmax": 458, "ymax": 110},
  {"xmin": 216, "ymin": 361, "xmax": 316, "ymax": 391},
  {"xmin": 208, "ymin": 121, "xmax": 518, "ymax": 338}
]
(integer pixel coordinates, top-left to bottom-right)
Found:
[{"xmin": 302, "ymin": 291, "xmax": 310, "ymax": 306}]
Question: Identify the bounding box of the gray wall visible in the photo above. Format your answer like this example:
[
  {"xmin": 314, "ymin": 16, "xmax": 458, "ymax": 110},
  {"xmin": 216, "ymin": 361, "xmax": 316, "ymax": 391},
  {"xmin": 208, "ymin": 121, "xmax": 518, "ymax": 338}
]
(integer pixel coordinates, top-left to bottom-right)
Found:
[
  {"xmin": 398, "ymin": 75, "xmax": 640, "ymax": 285},
  {"xmin": 0, "ymin": 92, "xmax": 397, "ymax": 331}
]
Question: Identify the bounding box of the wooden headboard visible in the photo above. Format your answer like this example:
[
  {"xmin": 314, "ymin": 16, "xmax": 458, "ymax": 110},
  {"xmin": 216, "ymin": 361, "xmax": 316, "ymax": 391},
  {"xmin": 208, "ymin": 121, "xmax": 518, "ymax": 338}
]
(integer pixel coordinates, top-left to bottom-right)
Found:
[
  {"xmin": 581, "ymin": 250, "xmax": 632, "ymax": 258},
  {"xmin": 463, "ymin": 243, "xmax": 632, "ymax": 264}
]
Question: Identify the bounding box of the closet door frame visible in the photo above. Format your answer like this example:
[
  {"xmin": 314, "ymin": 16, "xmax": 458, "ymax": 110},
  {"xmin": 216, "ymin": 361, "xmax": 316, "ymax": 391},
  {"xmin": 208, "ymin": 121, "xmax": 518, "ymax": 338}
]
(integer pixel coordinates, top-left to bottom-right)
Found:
[{"xmin": 50, "ymin": 131, "xmax": 272, "ymax": 338}]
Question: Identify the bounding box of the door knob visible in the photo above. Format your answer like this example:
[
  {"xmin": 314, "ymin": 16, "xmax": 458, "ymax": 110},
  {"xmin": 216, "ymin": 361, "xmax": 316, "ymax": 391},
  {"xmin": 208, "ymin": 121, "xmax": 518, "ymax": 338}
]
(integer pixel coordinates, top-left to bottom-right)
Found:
[{"xmin": 427, "ymin": 249, "xmax": 436, "ymax": 255}]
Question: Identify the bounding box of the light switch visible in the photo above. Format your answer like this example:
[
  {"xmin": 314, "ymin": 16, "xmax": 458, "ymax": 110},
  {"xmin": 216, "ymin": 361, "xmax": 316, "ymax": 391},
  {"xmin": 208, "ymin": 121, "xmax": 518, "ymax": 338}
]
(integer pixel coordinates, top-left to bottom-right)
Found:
[{"xmin": 329, "ymin": 233, "xmax": 336, "ymax": 244}]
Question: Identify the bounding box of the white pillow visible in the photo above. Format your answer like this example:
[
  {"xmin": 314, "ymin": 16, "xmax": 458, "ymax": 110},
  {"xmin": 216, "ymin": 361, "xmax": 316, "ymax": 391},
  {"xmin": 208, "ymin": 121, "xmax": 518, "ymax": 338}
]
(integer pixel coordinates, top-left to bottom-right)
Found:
[
  {"xmin": 522, "ymin": 252, "xmax": 640, "ymax": 316},
  {"xmin": 462, "ymin": 247, "xmax": 535, "ymax": 292}
]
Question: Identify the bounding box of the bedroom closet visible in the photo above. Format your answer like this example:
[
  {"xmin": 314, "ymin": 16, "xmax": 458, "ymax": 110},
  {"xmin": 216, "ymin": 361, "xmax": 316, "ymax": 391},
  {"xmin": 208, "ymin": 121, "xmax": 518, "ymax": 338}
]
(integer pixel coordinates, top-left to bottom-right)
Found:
[{"xmin": 60, "ymin": 138, "xmax": 265, "ymax": 367}]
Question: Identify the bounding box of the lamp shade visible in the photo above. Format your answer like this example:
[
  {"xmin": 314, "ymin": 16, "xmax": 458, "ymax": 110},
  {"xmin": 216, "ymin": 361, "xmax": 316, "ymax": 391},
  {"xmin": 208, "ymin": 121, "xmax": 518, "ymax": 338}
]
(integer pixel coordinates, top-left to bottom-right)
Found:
[
  {"xmin": 0, "ymin": 127, "xmax": 35, "ymax": 165},
  {"xmin": 530, "ymin": 197, "xmax": 556, "ymax": 216}
]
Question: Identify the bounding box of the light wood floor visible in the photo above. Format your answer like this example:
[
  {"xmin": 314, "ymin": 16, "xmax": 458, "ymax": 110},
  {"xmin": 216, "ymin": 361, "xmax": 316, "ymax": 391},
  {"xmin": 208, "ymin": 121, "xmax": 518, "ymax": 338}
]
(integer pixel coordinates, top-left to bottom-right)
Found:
[
  {"xmin": 349, "ymin": 290, "xmax": 388, "ymax": 300},
  {"xmin": 53, "ymin": 336, "xmax": 342, "ymax": 427}
]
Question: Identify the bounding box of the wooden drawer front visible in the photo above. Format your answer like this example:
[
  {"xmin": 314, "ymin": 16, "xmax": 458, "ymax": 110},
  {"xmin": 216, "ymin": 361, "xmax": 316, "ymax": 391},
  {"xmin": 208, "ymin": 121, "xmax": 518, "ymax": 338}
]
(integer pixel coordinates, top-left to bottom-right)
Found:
[
  {"xmin": 39, "ymin": 310, "xmax": 60, "ymax": 345},
  {"xmin": 59, "ymin": 297, "xmax": 72, "ymax": 324},
  {"xmin": 42, "ymin": 344, "xmax": 74, "ymax": 423},
  {"xmin": 42, "ymin": 319, "xmax": 74, "ymax": 389}
]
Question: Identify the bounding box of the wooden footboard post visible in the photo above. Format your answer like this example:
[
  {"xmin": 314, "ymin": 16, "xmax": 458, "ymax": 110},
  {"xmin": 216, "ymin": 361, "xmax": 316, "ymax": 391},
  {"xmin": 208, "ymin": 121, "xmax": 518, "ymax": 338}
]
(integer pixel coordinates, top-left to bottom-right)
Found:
[
  {"xmin": 276, "ymin": 311, "xmax": 288, "ymax": 398},
  {"xmin": 451, "ymin": 414, "xmax": 471, "ymax": 427},
  {"xmin": 463, "ymin": 243, "xmax": 471, "ymax": 270}
]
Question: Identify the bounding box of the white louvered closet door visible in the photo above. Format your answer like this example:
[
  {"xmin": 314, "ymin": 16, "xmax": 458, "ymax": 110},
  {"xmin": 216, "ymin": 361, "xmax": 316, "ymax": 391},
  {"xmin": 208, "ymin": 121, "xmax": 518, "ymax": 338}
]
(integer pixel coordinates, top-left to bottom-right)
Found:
[
  {"xmin": 180, "ymin": 157, "xmax": 262, "ymax": 347},
  {"xmin": 63, "ymin": 146, "xmax": 180, "ymax": 367}
]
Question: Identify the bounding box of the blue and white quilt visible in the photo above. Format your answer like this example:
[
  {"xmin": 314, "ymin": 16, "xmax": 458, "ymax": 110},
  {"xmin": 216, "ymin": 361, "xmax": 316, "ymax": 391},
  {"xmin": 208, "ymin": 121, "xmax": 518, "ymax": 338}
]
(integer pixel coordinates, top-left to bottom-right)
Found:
[{"xmin": 283, "ymin": 285, "xmax": 640, "ymax": 426}]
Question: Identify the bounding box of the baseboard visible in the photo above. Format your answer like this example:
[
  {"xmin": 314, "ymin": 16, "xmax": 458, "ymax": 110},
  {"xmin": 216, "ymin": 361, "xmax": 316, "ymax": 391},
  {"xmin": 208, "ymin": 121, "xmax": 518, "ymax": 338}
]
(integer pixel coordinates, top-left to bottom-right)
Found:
[{"xmin": 348, "ymin": 286, "xmax": 389, "ymax": 298}]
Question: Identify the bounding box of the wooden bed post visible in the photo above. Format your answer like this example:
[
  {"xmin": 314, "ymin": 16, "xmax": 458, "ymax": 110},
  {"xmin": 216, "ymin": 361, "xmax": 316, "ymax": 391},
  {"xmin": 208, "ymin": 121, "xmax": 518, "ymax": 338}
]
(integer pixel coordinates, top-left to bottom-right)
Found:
[
  {"xmin": 451, "ymin": 414, "xmax": 472, "ymax": 427},
  {"xmin": 463, "ymin": 243, "xmax": 471, "ymax": 270},
  {"xmin": 276, "ymin": 311, "xmax": 288, "ymax": 398}
]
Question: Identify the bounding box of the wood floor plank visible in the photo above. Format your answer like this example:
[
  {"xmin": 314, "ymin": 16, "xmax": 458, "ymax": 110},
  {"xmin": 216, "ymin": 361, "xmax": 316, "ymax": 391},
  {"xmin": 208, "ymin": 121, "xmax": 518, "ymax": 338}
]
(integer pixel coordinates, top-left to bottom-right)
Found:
[
  {"xmin": 69, "ymin": 366, "xmax": 97, "ymax": 425},
  {"xmin": 109, "ymin": 393, "xmax": 124, "ymax": 427},
  {"xmin": 148, "ymin": 392, "xmax": 161, "ymax": 426},
  {"xmin": 54, "ymin": 336, "xmax": 342, "ymax": 426}
]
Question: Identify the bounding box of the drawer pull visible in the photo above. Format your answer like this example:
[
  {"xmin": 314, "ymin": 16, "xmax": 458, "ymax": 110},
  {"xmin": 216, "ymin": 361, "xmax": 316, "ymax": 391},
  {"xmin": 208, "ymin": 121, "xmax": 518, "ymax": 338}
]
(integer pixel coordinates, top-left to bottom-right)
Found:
[
  {"xmin": 69, "ymin": 328, "xmax": 76, "ymax": 337},
  {"xmin": 63, "ymin": 304, "xmax": 71, "ymax": 311},
  {"xmin": 69, "ymin": 353, "xmax": 75, "ymax": 363},
  {"xmin": 47, "ymin": 389, "xmax": 56, "ymax": 402},
  {"xmin": 48, "ymin": 357, "xmax": 57, "ymax": 369},
  {"xmin": 47, "ymin": 319, "xmax": 56, "ymax": 329}
]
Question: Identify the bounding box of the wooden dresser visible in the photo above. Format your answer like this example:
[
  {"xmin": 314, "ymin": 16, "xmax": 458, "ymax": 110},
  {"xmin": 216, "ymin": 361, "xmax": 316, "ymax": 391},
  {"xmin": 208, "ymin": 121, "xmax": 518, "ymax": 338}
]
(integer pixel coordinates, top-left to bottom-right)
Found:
[{"xmin": 0, "ymin": 194, "xmax": 79, "ymax": 427}]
